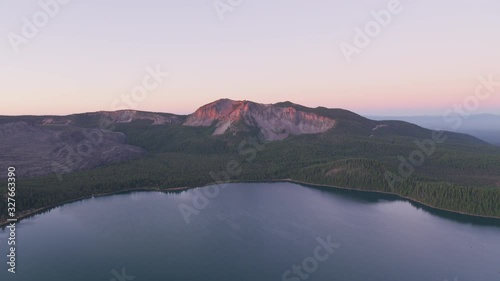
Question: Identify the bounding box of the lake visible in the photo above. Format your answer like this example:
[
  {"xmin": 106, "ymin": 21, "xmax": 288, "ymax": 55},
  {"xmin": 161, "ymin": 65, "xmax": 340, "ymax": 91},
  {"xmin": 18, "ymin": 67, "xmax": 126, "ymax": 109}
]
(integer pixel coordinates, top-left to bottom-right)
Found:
[{"xmin": 1, "ymin": 182, "xmax": 499, "ymax": 281}]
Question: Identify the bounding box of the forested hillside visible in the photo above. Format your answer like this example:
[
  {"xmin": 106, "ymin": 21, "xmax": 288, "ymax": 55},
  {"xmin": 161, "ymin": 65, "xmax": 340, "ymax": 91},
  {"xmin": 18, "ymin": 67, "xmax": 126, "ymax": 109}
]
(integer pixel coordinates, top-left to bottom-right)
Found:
[{"xmin": 1, "ymin": 117, "xmax": 499, "ymax": 224}]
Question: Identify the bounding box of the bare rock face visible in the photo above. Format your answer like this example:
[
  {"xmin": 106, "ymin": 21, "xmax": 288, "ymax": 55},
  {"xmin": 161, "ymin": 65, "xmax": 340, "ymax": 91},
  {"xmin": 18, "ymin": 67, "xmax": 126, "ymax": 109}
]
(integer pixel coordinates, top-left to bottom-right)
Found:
[
  {"xmin": 184, "ymin": 99, "xmax": 336, "ymax": 140},
  {"xmin": 0, "ymin": 122, "xmax": 145, "ymax": 179}
]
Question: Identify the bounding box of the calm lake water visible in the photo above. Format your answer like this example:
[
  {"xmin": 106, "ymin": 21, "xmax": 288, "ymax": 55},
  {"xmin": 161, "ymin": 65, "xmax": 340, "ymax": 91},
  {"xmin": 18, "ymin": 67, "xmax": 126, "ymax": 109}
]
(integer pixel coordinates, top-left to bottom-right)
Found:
[{"xmin": 1, "ymin": 182, "xmax": 500, "ymax": 281}]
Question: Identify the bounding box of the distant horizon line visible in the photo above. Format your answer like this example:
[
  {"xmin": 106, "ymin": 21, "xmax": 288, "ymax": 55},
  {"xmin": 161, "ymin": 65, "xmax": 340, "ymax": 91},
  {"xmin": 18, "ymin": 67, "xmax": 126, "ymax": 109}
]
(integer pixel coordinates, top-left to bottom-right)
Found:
[
  {"xmin": 2, "ymin": 109, "xmax": 498, "ymax": 118},
  {"xmin": 3, "ymin": 96, "xmax": 499, "ymax": 117}
]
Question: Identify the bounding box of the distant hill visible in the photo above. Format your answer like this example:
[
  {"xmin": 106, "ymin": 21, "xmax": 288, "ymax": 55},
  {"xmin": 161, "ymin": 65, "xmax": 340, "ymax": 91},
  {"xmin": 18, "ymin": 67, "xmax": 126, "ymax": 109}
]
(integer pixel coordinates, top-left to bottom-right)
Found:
[{"xmin": 368, "ymin": 114, "xmax": 500, "ymax": 145}]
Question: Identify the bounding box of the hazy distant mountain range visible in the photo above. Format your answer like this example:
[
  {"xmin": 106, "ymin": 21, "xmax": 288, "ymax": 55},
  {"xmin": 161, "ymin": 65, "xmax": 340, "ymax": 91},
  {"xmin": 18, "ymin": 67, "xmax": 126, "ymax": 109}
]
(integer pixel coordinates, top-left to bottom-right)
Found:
[
  {"xmin": 368, "ymin": 114, "xmax": 500, "ymax": 145},
  {"xmin": 1, "ymin": 99, "xmax": 499, "ymax": 222}
]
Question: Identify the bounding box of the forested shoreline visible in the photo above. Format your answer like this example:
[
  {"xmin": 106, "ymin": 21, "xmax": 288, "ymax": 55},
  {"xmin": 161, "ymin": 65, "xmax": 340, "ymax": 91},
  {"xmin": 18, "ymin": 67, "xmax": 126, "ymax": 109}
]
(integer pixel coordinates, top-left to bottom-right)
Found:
[{"xmin": 1, "ymin": 121, "xmax": 500, "ymax": 223}]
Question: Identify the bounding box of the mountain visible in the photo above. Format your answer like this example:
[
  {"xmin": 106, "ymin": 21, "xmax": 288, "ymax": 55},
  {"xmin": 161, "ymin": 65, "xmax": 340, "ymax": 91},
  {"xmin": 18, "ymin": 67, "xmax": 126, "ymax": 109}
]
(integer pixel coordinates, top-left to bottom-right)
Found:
[
  {"xmin": 0, "ymin": 99, "xmax": 487, "ymax": 178},
  {"xmin": 184, "ymin": 99, "xmax": 336, "ymax": 140},
  {"xmin": 1, "ymin": 99, "xmax": 499, "ymax": 222},
  {"xmin": 182, "ymin": 99, "xmax": 484, "ymax": 143}
]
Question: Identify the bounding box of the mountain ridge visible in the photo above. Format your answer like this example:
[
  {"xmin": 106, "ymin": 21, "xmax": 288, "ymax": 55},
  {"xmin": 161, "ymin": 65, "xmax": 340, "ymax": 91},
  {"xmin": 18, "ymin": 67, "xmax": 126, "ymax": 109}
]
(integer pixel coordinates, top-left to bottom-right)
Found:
[
  {"xmin": 368, "ymin": 114, "xmax": 500, "ymax": 145},
  {"xmin": 0, "ymin": 98, "xmax": 487, "ymax": 144}
]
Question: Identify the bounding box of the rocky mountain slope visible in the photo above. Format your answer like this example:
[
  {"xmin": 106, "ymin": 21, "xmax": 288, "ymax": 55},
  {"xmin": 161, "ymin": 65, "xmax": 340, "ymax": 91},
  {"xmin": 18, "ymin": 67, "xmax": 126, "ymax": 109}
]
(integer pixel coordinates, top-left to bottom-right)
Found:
[
  {"xmin": 184, "ymin": 99, "xmax": 337, "ymax": 140},
  {"xmin": 0, "ymin": 122, "xmax": 145, "ymax": 179}
]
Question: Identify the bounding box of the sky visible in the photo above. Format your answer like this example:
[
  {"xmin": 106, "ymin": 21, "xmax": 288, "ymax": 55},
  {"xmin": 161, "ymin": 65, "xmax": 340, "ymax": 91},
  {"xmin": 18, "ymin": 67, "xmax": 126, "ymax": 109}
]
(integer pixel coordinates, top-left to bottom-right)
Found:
[{"xmin": 1, "ymin": 0, "xmax": 499, "ymax": 116}]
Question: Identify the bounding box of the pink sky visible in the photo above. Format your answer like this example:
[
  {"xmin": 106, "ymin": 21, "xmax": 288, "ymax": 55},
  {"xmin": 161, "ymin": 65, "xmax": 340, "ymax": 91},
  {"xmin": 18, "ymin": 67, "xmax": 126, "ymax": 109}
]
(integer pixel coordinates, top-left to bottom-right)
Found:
[{"xmin": 1, "ymin": 0, "xmax": 499, "ymax": 116}]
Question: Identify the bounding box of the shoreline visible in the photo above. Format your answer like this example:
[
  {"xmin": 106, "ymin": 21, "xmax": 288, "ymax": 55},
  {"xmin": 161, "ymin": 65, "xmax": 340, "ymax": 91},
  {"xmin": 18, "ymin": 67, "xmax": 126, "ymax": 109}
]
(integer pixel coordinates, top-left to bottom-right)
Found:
[
  {"xmin": 1, "ymin": 179, "xmax": 499, "ymax": 227},
  {"xmin": 0, "ymin": 186, "xmax": 191, "ymax": 228},
  {"xmin": 277, "ymin": 179, "xmax": 500, "ymax": 220}
]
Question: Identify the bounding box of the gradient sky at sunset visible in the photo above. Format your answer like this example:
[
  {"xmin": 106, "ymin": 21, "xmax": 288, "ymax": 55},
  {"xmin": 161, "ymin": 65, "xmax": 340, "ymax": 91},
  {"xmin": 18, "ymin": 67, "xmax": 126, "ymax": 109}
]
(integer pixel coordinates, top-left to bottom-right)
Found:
[{"xmin": 1, "ymin": 0, "xmax": 499, "ymax": 116}]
